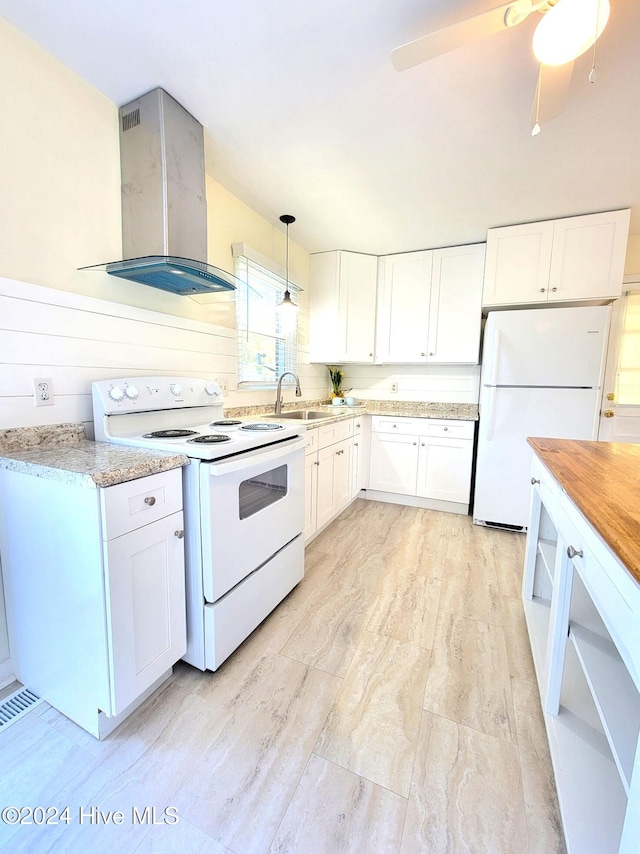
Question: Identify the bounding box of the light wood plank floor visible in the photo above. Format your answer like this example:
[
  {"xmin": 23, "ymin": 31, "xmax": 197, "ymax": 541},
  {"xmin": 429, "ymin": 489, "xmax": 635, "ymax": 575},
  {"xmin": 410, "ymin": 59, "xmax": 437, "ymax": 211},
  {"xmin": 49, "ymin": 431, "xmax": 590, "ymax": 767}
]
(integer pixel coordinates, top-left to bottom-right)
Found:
[{"xmin": 0, "ymin": 500, "xmax": 565, "ymax": 853}]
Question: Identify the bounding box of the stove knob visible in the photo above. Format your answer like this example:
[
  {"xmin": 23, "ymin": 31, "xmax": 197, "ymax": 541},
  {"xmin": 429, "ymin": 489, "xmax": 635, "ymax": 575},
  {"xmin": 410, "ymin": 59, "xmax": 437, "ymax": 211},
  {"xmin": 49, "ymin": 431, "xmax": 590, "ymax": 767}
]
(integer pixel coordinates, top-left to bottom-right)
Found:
[
  {"xmin": 109, "ymin": 385, "xmax": 124, "ymax": 401},
  {"xmin": 169, "ymin": 383, "xmax": 183, "ymax": 396},
  {"xmin": 125, "ymin": 385, "xmax": 139, "ymax": 400},
  {"xmin": 205, "ymin": 381, "xmax": 222, "ymax": 396}
]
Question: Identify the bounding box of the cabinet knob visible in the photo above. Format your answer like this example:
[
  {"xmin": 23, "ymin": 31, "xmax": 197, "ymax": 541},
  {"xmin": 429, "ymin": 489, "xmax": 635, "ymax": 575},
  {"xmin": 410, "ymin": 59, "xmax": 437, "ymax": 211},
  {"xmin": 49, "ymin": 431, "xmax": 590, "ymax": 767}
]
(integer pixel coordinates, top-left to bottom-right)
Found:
[
  {"xmin": 421, "ymin": 442, "xmax": 425, "ymax": 447},
  {"xmin": 174, "ymin": 530, "xmax": 184, "ymax": 539},
  {"xmin": 314, "ymin": 461, "xmax": 320, "ymax": 466},
  {"xmin": 606, "ymin": 393, "xmax": 615, "ymax": 401},
  {"xmin": 369, "ymin": 353, "xmax": 373, "ymax": 357},
  {"xmin": 539, "ymin": 288, "xmax": 546, "ymax": 293},
  {"xmin": 429, "ymin": 352, "xmax": 434, "ymax": 356},
  {"xmin": 144, "ymin": 496, "xmax": 156, "ymax": 506},
  {"xmin": 551, "ymin": 287, "xmax": 557, "ymax": 292},
  {"xmin": 420, "ymin": 352, "xmax": 426, "ymax": 357},
  {"xmin": 531, "ymin": 477, "xmax": 540, "ymax": 485},
  {"xmin": 603, "ymin": 409, "xmax": 615, "ymax": 418},
  {"xmin": 443, "ymin": 426, "xmax": 448, "ymax": 431},
  {"xmin": 413, "ymin": 441, "xmax": 417, "ymax": 446},
  {"xmin": 354, "ymin": 442, "xmax": 359, "ymax": 446},
  {"xmin": 567, "ymin": 545, "xmax": 583, "ymax": 559}
]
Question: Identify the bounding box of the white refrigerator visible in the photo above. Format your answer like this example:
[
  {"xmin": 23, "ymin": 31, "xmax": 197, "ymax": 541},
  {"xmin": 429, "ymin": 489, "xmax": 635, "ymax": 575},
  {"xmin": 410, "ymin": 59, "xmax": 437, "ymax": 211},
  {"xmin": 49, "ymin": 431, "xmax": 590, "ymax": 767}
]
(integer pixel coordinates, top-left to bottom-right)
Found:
[{"xmin": 473, "ymin": 305, "xmax": 610, "ymax": 530}]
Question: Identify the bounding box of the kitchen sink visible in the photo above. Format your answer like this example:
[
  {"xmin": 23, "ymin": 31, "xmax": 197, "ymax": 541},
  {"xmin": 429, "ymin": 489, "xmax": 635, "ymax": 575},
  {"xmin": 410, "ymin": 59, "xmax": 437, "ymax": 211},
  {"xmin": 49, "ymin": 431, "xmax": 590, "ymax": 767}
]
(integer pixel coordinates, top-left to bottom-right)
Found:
[{"xmin": 272, "ymin": 410, "xmax": 335, "ymax": 420}]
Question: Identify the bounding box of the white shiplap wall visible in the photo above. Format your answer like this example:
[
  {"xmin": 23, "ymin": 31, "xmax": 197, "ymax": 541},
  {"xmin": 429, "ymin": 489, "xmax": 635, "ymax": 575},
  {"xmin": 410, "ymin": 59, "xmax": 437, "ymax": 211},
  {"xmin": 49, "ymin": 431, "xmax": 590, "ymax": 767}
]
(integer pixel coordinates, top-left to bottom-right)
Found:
[
  {"xmin": 341, "ymin": 363, "xmax": 481, "ymax": 404},
  {"xmin": 0, "ymin": 276, "xmax": 241, "ymax": 432}
]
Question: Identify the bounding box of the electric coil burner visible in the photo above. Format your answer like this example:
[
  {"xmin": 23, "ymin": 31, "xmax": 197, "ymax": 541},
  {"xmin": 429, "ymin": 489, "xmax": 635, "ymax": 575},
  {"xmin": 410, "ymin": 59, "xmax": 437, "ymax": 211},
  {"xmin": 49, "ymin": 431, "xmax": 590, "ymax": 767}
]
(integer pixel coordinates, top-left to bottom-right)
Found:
[
  {"xmin": 91, "ymin": 376, "xmax": 306, "ymax": 674},
  {"xmin": 143, "ymin": 429, "xmax": 198, "ymax": 439},
  {"xmin": 240, "ymin": 422, "xmax": 283, "ymax": 432},
  {"xmin": 187, "ymin": 434, "xmax": 232, "ymax": 445},
  {"xmin": 210, "ymin": 419, "xmax": 243, "ymax": 428}
]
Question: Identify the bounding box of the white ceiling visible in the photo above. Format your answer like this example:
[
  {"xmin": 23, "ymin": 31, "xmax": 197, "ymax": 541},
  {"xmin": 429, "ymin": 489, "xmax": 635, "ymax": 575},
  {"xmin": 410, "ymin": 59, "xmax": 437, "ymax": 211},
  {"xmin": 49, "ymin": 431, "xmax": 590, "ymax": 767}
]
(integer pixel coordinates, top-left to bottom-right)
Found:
[{"xmin": 2, "ymin": 0, "xmax": 639, "ymax": 256}]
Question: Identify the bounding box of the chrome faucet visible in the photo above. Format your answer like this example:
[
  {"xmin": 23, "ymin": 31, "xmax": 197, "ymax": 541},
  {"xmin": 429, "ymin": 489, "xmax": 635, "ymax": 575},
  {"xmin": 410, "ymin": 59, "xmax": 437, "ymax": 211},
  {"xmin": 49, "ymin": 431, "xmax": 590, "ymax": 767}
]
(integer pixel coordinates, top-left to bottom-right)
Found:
[{"xmin": 275, "ymin": 372, "xmax": 302, "ymax": 414}]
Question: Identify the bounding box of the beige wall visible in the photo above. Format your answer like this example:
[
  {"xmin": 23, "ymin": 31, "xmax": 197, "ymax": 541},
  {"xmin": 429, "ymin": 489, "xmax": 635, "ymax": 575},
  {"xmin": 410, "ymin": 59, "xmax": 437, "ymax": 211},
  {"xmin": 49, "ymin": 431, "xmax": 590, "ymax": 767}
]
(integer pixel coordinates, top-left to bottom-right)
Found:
[
  {"xmin": 0, "ymin": 16, "xmax": 311, "ymax": 332},
  {"xmin": 625, "ymin": 234, "xmax": 640, "ymax": 276}
]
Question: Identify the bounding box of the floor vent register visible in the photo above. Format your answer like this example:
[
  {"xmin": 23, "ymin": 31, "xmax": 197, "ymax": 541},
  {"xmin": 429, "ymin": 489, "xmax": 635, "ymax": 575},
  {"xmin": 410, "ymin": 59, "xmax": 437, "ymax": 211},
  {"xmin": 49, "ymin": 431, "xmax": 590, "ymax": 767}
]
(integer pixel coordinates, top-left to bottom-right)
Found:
[{"xmin": 0, "ymin": 687, "xmax": 42, "ymax": 733}]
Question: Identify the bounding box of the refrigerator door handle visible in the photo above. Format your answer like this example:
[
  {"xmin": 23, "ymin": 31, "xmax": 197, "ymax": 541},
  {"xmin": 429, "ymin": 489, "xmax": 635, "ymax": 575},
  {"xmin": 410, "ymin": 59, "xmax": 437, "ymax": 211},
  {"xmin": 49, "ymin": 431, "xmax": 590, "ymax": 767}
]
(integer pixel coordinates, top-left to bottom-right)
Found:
[
  {"xmin": 485, "ymin": 384, "xmax": 497, "ymax": 441},
  {"xmin": 488, "ymin": 329, "xmax": 501, "ymax": 386}
]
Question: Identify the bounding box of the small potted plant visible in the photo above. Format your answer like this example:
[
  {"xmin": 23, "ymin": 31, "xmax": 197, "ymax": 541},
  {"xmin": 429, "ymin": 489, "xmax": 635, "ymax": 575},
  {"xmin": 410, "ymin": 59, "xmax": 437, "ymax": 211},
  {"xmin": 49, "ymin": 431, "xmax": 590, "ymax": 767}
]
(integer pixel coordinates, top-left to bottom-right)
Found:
[{"xmin": 327, "ymin": 365, "xmax": 344, "ymax": 399}]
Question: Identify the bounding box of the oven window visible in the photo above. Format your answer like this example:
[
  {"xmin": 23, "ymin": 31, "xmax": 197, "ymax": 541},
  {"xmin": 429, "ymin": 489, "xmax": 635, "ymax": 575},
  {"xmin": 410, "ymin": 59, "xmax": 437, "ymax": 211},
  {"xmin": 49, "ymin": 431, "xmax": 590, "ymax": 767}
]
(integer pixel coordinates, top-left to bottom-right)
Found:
[{"xmin": 238, "ymin": 464, "xmax": 288, "ymax": 519}]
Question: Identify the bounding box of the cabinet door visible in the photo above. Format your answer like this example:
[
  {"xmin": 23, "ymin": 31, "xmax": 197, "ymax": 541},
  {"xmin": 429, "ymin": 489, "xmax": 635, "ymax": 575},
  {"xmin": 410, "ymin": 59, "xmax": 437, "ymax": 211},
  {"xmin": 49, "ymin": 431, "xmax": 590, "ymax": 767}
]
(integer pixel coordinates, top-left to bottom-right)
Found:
[
  {"xmin": 341, "ymin": 252, "xmax": 377, "ymax": 362},
  {"xmin": 309, "ymin": 251, "xmax": 377, "ymax": 363},
  {"xmin": 428, "ymin": 244, "xmax": 485, "ymax": 364},
  {"xmin": 332, "ymin": 437, "xmax": 353, "ymax": 512},
  {"xmin": 376, "ymin": 251, "xmax": 432, "ymax": 362},
  {"xmin": 549, "ymin": 210, "xmax": 630, "ymax": 302},
  {"xmin": 316, "ymin": 443, "xmax": 338, "ymax": 529},
  {"xmin": 304, "ymin": 452, "xmax": 319, "ymax": 541},
  {"xmin": 309, "ymin": 251, "xmax": 342, "ymax": 362},
  {"xmin": 104, "ymin": 511, "xmax": 186, "ymax": 715},
  {"xmin": 483, "ymin": 221, "xmax": 554, "ymax": 306},
  {"xmin": 369, "ymin": 432, "xmax": 419, "ymax": 494},
  {"xmin": 416, "ymin": 437, "xmax": 473, "ymax": 503}
]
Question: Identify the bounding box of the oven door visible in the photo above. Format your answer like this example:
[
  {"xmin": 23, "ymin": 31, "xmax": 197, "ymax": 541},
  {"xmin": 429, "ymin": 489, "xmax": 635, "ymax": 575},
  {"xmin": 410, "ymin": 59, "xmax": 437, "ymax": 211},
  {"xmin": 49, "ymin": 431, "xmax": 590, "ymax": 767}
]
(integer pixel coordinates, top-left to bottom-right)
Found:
[{"xmin": 199, "ymin": 437, "xmax": 306, "ymax": 602}]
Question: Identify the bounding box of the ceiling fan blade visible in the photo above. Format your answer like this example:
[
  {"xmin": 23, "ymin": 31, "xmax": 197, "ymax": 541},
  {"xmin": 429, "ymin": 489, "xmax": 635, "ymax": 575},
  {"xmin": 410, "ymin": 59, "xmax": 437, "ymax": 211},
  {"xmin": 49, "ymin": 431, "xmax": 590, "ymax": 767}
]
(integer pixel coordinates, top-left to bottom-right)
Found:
[
  {"xmin": 391, "ymin": 2, "xmax": 523, "ymax": 72},
  {"xmin": 530, "ymin": 61, "xmax": 574, "ymax": 129}
]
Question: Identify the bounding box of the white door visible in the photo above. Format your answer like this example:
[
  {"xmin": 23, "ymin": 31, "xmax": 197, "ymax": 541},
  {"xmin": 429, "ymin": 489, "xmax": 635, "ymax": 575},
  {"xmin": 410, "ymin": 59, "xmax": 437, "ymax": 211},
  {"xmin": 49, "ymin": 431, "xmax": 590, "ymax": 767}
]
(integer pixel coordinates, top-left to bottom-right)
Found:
[
  {"xmin": 342, "ymin": 252, "xmax": 377, "ymax": 362},
  {"xmin": 474, "ymin": 386, "xmax": 602, "ymax": 529},
  {"xmin": 483, "ymin": 221, "xmax": 554, "ymax": 306},
  {"xmin": 104, "ymin": 512, "xmax": 186, "ymax": 715},
  {"xmin": 368, "ymin": 432, "xmax": 419, "ymax": 494},
  {"xmin": 417, "ymin": 437, "xmax": 473, "ymax": 503},
  {"xmin": 428, "ymin": 244, "xmax": 485, "ymax": 364},
  {"xmin": 200, "ymin": 441, "xmax": 306, "ymax": 601},
  {"xmin": 304, "ymin": 452, "xmax": 319, "ymax": 541},
  {"xmin": 549, "ymin": 210, "xmax": 630, "ymax": 302},
  {"xmin": 376, "ymin": 251, "xmax": 432, "ymax": 362},
  {"xmin": 598, "ymin": 290, "xmax": 640, "ymax": 442},
  {"xmin": 482, "ymin": 306, "xmax": 610, "ymax": 388}
]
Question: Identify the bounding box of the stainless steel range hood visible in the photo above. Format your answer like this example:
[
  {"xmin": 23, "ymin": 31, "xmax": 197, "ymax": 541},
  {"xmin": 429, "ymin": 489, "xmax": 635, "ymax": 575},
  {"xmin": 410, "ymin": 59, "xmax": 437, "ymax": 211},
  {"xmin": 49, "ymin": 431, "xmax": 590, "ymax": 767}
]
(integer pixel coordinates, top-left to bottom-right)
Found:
[{"xmin": 80, "ymin": 88, "xmax": 237, "ymax": 295}]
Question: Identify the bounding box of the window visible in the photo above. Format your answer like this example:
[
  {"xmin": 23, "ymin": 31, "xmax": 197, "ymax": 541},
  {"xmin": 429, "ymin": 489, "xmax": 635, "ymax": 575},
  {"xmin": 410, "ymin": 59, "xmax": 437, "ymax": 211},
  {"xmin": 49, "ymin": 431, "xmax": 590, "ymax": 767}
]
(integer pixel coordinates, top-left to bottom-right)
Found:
[{"xmin": 234, "ymin": 251, "xmax": 298, "ymax": 388}]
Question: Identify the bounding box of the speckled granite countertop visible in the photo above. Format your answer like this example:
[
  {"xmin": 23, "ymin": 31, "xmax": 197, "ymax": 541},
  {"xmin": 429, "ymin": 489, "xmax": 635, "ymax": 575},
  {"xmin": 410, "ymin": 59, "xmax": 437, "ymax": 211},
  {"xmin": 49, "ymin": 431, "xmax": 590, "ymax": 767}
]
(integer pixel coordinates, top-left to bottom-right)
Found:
[
  {"xmin": 226, "ymin": 399, "xmax": 478, "ymax": 423},
  {"xmin": 0, "ymin": 423, "xmax": 188, "ymax": 488}
]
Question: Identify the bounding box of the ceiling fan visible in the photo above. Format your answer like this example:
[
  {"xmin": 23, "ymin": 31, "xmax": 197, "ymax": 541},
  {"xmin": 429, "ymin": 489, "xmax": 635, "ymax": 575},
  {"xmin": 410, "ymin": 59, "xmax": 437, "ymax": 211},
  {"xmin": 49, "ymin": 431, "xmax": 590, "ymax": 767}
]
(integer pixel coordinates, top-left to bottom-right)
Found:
[{"xmin": 391, "ymin": 0, "xmax": 611, "ymax": 134}]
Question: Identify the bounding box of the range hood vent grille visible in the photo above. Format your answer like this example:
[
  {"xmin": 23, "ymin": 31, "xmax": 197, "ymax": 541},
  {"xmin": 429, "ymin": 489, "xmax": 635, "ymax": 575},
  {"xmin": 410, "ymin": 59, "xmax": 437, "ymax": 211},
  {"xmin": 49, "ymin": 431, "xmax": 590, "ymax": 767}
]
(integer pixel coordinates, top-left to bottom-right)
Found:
[
  {"xmin": 81, "ymin": 88, "xmax": 237, "ymax": 296},
  {"xmin": 121, "ymin": 108, "xmax": 140, "ymax": 132}
]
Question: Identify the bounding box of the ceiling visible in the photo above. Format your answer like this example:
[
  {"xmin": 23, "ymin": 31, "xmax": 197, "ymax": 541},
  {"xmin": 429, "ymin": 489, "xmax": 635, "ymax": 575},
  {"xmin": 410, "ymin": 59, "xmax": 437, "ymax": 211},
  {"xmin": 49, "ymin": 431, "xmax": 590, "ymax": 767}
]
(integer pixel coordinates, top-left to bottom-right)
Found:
[{"xmin": 1, "ymin": 0, "xmax": 639, "ymax": 256}]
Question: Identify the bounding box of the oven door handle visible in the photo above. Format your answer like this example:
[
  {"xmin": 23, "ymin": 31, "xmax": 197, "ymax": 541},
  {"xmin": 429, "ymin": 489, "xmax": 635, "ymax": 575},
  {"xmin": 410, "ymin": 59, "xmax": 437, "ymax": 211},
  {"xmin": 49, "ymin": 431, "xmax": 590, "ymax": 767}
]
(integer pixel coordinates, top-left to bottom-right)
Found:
[{"xmin": 206, "ymin": 436, "xmax": 307, "ymax": 476}]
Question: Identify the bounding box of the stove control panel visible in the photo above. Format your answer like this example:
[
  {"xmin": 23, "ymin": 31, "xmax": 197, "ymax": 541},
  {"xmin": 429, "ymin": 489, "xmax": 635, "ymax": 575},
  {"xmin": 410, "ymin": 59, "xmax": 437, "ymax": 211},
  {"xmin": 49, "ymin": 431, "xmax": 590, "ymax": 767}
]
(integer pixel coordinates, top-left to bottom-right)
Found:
[{"xmin": 93, "ymin": 377, "xmax": 225, "ymax": 415}]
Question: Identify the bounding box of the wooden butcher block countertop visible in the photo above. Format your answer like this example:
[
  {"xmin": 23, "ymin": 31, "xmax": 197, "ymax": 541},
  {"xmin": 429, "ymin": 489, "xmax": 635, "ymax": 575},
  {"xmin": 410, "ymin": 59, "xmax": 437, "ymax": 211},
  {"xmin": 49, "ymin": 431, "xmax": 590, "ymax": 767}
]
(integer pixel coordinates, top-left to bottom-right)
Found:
[{"xmin": 528, "ymin": 437, "xmax": 640, "ymax": 585}]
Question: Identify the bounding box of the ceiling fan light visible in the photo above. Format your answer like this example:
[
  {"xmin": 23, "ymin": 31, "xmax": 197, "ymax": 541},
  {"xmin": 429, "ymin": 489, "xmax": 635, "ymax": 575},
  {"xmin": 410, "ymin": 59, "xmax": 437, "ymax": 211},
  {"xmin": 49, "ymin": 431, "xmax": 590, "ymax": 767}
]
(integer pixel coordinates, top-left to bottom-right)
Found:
[{"xmin": 532, "ymin": 0, "xmax": 610, "ymax": 66}]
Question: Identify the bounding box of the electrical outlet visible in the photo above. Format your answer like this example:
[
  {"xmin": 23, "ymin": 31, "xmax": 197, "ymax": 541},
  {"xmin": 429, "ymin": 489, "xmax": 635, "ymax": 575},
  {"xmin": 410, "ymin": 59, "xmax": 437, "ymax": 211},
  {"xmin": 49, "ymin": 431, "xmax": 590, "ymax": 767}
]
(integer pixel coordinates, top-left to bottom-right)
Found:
[
  {"xmin": 33, "ymin": 377, "xmax": 54, "ymax": 407},
  {"xmin": 391, "ymin": 382, "xmax": 398, "ymax": 393}
]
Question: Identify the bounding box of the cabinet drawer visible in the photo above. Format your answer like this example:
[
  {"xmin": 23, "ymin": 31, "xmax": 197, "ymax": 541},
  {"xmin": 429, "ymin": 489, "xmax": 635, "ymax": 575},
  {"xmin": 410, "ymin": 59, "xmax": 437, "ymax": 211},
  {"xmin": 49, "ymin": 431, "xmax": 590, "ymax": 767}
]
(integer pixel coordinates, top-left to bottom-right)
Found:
[
  {"xmin": 318, "ymin": 417, "xmax": 354, "ymax": 448},
  {"xmin": 100, "ymin": 468, "xmax": 183, "ymax": 540},
  {"xmin": 305, "ymin": 427, "xmax": 319, "ymax": 455},
  {"xmin": 421, "ymin": 420, "xmax": 474, "ymax": 440},
  {"xmin": 371, "ymin": 416, "xmax": 419, "ymax": 435},
  {"xmin": 558, "ymin": 495, "xmax": 638, "ymax": 677}
]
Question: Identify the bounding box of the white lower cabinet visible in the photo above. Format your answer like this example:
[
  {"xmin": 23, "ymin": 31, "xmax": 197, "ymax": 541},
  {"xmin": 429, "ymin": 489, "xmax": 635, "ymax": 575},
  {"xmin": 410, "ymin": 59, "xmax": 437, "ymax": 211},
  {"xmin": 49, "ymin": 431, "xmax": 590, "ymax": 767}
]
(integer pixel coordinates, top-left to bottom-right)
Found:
[
  {"xmin": 523, "ymin": 456, "xmax": 640, "ymax": 853},
  {"xmin": 368, "ymin": 416, "xmax": 474, "ymax": 511},
  {"xmin": 0, "ymin": 466, "xmax": 187, "ymax": 738},
  {"xmin": 305, "ymin": 416, "xmax": 365, "ymax": 542}
]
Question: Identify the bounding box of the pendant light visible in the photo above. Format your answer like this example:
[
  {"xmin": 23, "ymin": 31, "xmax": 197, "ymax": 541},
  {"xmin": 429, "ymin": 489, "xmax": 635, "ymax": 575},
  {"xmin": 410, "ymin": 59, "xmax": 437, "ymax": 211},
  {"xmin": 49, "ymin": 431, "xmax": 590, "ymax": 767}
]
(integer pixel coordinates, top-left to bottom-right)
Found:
[
  {"xmin": 532, "ymin": 0, "xmax": 610, "ymax": 66},
  {"xmin": 278, "ymin": 214, "xmax": 297, "ymax": 315}
]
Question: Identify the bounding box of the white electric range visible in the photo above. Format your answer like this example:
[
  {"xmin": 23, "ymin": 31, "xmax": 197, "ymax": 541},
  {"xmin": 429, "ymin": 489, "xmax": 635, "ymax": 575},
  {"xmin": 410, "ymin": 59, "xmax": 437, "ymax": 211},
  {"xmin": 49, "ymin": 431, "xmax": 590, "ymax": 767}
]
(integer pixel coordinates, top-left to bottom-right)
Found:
[{"xmin": 92, "ymin": 376, "xmax": 306, "ymax": 670}]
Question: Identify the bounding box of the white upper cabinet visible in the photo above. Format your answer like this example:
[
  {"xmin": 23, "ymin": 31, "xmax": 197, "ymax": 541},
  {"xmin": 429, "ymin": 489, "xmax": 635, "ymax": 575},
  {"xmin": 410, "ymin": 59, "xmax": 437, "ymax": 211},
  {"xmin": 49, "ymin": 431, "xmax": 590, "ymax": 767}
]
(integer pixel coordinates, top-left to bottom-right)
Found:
[
  {"xmin": 376, "ymin": 250, "xmax": 433, "ymax": 363},
  {"xmin": 428, "ymin": 245, "xmax": 485, "ymax": 363},
  {"xmin": 548, "ymin": 211, "xmax": 630, "ymax": 302},
  {"xmin": 483, "ymin": 209, "xmax": 630, "ymax": 307},
  {"xmin": 376, "ymin": 244, "xmax": 485, "ymax": 364},
  {"xmin": 309, "ymin": 250, "xmax": 377, "ymax": 363}
]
